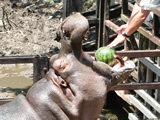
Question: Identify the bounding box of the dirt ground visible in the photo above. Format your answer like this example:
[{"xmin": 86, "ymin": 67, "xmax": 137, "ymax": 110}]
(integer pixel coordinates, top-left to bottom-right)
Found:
[
  {"xmin": 0, "ymin": 0, "xmax": 63, "ymax": 96},
  {"xmin": 0, "ymin": 0, "xmax": 63, "ymax": 56}
]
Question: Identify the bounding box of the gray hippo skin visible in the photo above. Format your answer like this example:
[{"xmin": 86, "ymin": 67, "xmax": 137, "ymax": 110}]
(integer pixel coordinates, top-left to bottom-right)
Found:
[
  {"xmin": 49, "ymin": 50, "xmax": 135, "ymax": 120},
  {"xmin": 49, "ymin": 12, "xmax": 135, "ymax": 120},
  {"xmin": 0, "ymin": 95, "xmax": 40, "ymax": 120},
  {"xmin": 0, "ymin": 69, "xmax": 79, "ymax": 120},
  {"xmin": 0, "ymin": 13, "xmax": 135, "ymax": 120}
]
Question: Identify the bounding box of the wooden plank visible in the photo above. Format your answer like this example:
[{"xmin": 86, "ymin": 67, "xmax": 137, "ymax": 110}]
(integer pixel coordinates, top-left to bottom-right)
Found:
[
  {"xmin": 129, "ymin": 95, "xmax": 158, "ymax": 119},
  {"xmin": 0, "ymin": 56, "xmax": 34, "ymax": 64},
  {"xmin": 86, "ymin": 49, "xmax": 160, "ymax": 58},
  {"xmin": 105, "ymin": 20, "xmax": 119, "ymax": 31},
  {"xmin": 117, "ymin": 50, "xmax": 160, "ymax": 58},
  {"xmin": 128, "ymin": 113, "xmax": 139, "ymax": 120},
  {"xmin": 115, "ymin": 91, "xmax": 131, "ymax": 104},
  {"xmin": 110, "ymin": 82, "xmax": 160, "ymax": 91},
  {"xmin": 116, "ymin": 91, "xmax": 158, "ymax": 119},
  {"xmin": 139, "ymin": 58, "xmax": 160, "ymax": 77},
  {"xmin": 82, "ymin": 10, "xmax": 96, "ymax": 16},
  {"xmin": 135, "ymin": 90, "xmax": 160, "ymax": 113},
  {"xmin": 88, "ymin": 18, "xmax": 99, "ymax": 27}
]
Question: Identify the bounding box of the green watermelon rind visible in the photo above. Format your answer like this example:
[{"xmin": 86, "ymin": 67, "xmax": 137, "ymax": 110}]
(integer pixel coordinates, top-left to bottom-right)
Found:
[{"xmin": 95, "ymin": 47, "xmax": 116, "ymax": 66}]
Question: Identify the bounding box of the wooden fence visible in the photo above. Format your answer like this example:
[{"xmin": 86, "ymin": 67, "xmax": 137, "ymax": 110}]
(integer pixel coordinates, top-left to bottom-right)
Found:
[
  {"xmin": 0, "ymin": 0, "xmax": 160, "ymax": 119},
  {"xmin": 63, "ymin": 0, "xmax": 160, "ymax": 119}
]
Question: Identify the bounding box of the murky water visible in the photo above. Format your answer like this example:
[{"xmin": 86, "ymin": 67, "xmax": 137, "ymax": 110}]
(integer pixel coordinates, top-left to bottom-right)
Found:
[
  {"xmin": 0, "ymin": 64, "xmax": 33, "ymax": 97},
  {"xmin": 0, "ymin": 64, "xmax": 33, "ymax": 88},
  {"xmin": 0, "ymin": 76, "xmax": 32, "ymax": 88}
]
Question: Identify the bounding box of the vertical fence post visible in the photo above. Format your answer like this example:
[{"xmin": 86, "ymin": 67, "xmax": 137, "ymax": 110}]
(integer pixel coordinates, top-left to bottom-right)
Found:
[
  {"xmin": 95, "ymin": 0, "xmax": 100, "ymax": 48},
  {"xmin": 122, "ymin": 0, "xmax": 128, "ymax": 15},
  {"xmin": 122, "ymin": 0, "xmax": 129, "ymax": 50},
  {"xmin": 63, "ymin": 0, "xmax": 70, "ymax": 19},
  {"xmin": 97, "ymin": 0, "xmax": 109, "ymax": 48},
  {"xmin": 153, "ymin": 15, "xmax": 160, "ymax": 116},
  {"xmin": 33, "ymin": 55, "xmax": 49, "ymax": 83},
  {"xmin": 63, "ymin": 0, "xmax": 82, "ymax": 19},
  {"xmin": 105, "ymin": 0, "xmax": 110, "ymax": 46}
]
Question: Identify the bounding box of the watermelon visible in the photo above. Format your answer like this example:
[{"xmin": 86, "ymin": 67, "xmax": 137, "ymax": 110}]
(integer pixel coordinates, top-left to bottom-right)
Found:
[{"xmin": 95, "ymin": 47, "xmax": 116, "ymax": 66}]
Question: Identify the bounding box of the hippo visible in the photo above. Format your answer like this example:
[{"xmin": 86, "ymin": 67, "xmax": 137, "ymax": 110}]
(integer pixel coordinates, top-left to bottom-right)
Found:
[{"xmin": 0, "ymin": 12, "xmax": 135, "ymax": 120}]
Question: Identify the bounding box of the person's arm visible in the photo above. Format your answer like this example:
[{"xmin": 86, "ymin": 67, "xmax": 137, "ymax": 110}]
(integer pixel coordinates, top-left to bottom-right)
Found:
[
  {"xmin": 125, "ymin": 4, "xmax": 150, "ymax": 36},
  {"xmin": 107, "ymin": 4, "xmax": 150, "ymax": 48}
]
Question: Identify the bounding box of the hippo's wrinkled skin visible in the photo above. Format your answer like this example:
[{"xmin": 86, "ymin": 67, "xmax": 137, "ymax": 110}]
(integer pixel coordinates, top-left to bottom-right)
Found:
[
  {"xmin": 0, "ymin": 13, "xmax": 135, "ymax": 120},
  {"xmin": 49, "ymin": 51, "xmax": 135, "ymax": 120},
  {"xmin": 0, "ymin": 69, "xmax": 79, "ymax": 120},
  {"xmin": 0, "ymin": 95, "xmax": 40, "ymax": 120}
]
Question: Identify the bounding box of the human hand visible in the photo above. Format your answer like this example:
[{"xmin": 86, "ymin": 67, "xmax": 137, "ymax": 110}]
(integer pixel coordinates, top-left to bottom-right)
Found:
[
  {"xmin": 107, "ymin": 33, "xmax": 126, "ymax": 48},
  {"xmin": 107, "ymin": 24, "xmax": 128, "ymax": 48},
  {"xmin": 117, "ymin": 24, "xmax": 128, "ymax": 33},
  {"xmin": 117, "ymin": 24, "xmax": 128, "ymax": 34}
]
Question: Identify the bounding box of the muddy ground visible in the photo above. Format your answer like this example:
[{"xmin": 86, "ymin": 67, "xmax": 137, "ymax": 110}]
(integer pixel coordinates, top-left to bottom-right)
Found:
[
  {"xmin": 0, "ymin": 0, "xmax": 64, "ymax": 98},
  {"xmin": 0, "ymin": 0, "xmax": 63, "ymax": 56}
]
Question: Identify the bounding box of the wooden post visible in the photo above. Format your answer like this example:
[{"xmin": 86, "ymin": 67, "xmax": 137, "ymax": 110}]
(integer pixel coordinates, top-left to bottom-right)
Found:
[
  {"xmin": 97, "ymin": 0, "xmax": 109, "ymax": 48},
  {"xmin": 122, "ymin": 0, "xmax": 129, "ymax": 50},
  {"xmin": 137, "ymin": 33, "xmax": 148, "ymax": 119},
  {"xmin": 122, "ymin": 0, "xmax": 128, "ymax": 16},
  {"xmin": 33, "ymin": 56, "xmax": 49, "ymax": 82},
  {"xmin": 63, "ymin": 0, "xmax": 82, "ymax": 19},
  {"xmin": 153, "ymin": 14, "xmax": 160, "ymax": 117},
  {"xmin": 138, "ymin": 34, "xmax": 148, "ymax": 82},
  {"xmin": 95, "ymin": 0, "xmax": 100, "ymax": 49},
  {"xmin": 63, "ymin": 0, "xmax": 70, "ymax": 19}
]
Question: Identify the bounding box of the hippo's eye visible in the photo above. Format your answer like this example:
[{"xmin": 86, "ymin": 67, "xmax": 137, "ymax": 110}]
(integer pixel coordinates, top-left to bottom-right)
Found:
[{"xmin": 64, "ymin": 31, "xmax": 70, "ymax": 38}]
